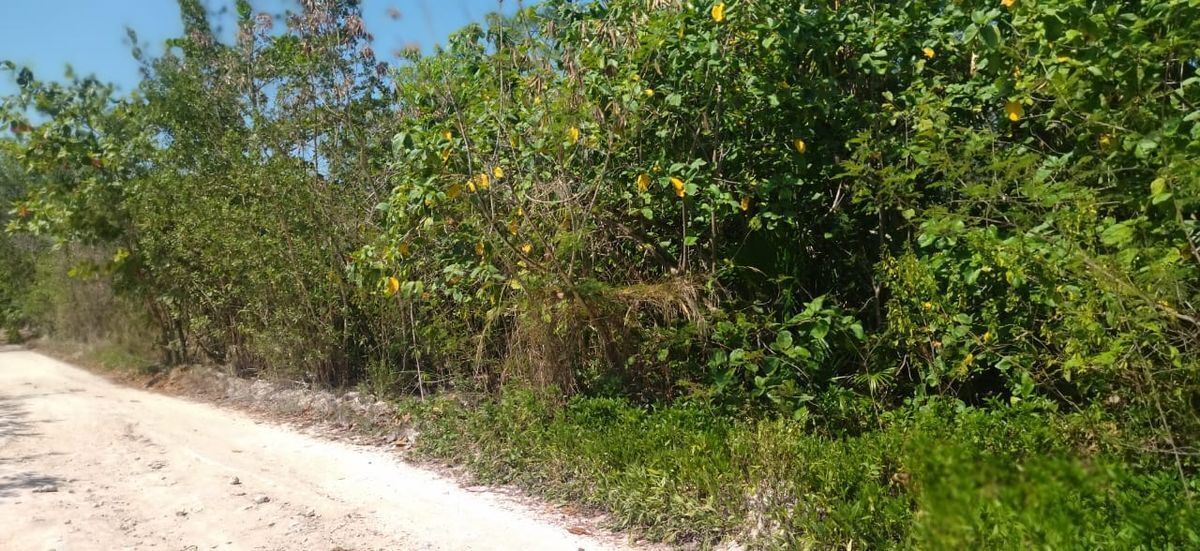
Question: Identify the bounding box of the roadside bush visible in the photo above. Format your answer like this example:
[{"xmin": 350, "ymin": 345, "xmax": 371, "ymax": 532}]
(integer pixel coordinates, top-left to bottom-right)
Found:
[
  {"xmin": 0, "ymin": 238, "xmax": 34, "ymax": 341},
  {"xmin": 0, "ymin": 153, "xmax": 35, "ymax": 340},
  {"xmin": 7, "ymin": 0, "xmax": 1196, "ymax": 416}
]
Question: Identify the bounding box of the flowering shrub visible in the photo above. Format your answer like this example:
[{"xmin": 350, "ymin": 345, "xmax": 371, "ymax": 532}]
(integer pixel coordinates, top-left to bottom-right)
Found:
[{"xmin": 1, "ymin": 2, "xmax": 1198, "ymax": 543}]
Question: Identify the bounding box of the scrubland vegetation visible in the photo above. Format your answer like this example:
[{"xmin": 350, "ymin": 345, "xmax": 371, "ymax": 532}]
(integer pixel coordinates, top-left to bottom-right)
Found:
[{"xmin": 3, "ymin": 0, "xmax": 1199, "ymax": 547}]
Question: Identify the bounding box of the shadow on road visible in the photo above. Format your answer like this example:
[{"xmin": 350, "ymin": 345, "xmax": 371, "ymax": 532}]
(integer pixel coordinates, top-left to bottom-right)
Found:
[
  {"xmin": 0, "ymin": 395, "xmax": 39, "ymax": 439},
  {"xmin": 0, "ymin": 472, "xmax": 66, "ymax": 498},
  {"xmin": 0, "ymin": 392, "xmax": 68, "ymax": 498},
  {"xmin": 0, "ymin": 451, "xmax": 66, "ymax": 466}
]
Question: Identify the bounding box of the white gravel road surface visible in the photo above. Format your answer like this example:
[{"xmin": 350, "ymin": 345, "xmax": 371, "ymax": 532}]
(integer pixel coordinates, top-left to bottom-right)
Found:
[{"xmin": 0, "ymin": 348, "xmax": 635, "ymax": 551}]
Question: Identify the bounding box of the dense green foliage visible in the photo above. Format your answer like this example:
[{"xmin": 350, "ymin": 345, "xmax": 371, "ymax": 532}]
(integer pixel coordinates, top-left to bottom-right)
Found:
[
  {"xmin": 0, "ymin": 154, "xmax": 36, "ymax": 340},
  {"xmin": 3, "ymin": 0, "xmax": 1198, "ymax": 547}
]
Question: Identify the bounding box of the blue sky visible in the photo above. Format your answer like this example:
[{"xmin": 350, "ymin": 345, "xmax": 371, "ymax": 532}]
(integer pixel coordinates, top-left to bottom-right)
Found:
[{"xmin": 0, "ymin": 0, "xmax": 519, "ymax": 97}]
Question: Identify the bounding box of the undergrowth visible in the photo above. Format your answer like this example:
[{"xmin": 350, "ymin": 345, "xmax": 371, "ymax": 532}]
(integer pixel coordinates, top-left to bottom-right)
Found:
[{"xmin": 401, "ymin": 390, "xmax": 1198, "ymax": 549}]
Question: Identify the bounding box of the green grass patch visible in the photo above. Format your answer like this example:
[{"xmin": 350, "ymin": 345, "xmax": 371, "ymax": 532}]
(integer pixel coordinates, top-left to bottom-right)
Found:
[{"xmin": 399, "ymin": 391, "xmax": 1199, "ymax": 549}]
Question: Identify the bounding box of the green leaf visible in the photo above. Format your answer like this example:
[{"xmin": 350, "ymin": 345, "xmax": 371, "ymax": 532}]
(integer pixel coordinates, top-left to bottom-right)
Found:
[
  {"xmin": 1100, "ymin": 220, "xmax": 1135, "ymax": 247},
  {"xmin": 774, "ymin": 330, "xmax": 794, "ymax": 351},
  {"xmin": 1149, "ymin": 177, "xmax": 1166, "ymax": 196},
  {"xmin": 980, "ymin": 24, "xmax": 1002, "ymax": 49},
  {"xmin": 809, "ymin": 320, "xmax": 829, "ymax": 341},
  {"xmin": 1150, "ymin": 177, "xmax": 1172, "ymax": 204},
  {"xmin": 1135, "ymin": 137, "xmax": 1158, "ymax": 158}
]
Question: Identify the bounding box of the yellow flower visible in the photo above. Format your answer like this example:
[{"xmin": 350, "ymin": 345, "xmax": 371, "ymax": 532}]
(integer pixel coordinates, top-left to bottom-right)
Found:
[
  {"xmin": 517, "ymin": 206, "xmax": 525, "ymax": 217},
  {"xmin": 793, "ymin": 138, "xmax": 807, "ymax": 154},
  {"xmin": 567, "ymin": 126, "xmax": 581, "ymax": 144},
  {"xmin": 643, "ymin": 88, "xmax": 655, "ymax": 98},
  {"xmin": 475, "ymin": 242, "xmax": 485, "ymax": 256},
  {"xmin": 956, "ymin": 353, "xmax": 975, "ymax": 378},
  {"xmin": 386, "ymin": 276, "xmax": 400, "ymax": 296},
  {"xmin": 442, "ymin": 130, "xmax": 453, "ymax": 140},
  {"xmin": 447, "ymin": 183, "xmax": 463, "ymax": 199},
  {"xmin": 922, "ymin": 301, "xmax": 933, "ymax": 311},
  {"xmin": 922, "ymin": 47, "xmax": 935, "ymax": 59},
  {"xmin": 670, "ymin": 177, "xmax": 686, "ymax": 198},
  {"xmin": 982, "ymin": 331, "xmax": 992, "ymax": 344},
  {"xmin": 1098, "ymin": 133, "xmax": 1114, "ymax": 149},
  {"xmin": 492, "ymin": 166, "xmax": 504, "ymax": 179},
  {"xmin": 477, "ymin": 173, "xmax": 490, "ymax": 190},
  {"xmin": 520, "ymin": 243, "xmax": 533, "ymax": 255},
  {"xmin": 508, "ymin": 220, "xmax": 519, "ymax": 235},
  {"xmin": 711, "ymin": 2, "xmax": 726, "ymax": 23},
  {"xmin": 467, "ymin": 179, "xmax": 477, "ymax": 193},
  {"xmin": 1001, "ymin": 0, "xmax": 1015, "ymax": 7},
  {"xmin": 1004, "ymin": 100, "xmax": 1024, "ymax": 122},
  {"xmin": 637, "ymin": 173, "xmax": 651, "ymax": 193},
  {"xmin": 740, "ymin": 197, "xmax": 750, "ymax": 212}
]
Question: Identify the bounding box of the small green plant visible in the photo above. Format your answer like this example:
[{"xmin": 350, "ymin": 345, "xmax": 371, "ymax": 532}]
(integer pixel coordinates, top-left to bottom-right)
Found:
[
  {"xmin": 707, "ymin": 296, "xmax": 865, "ymax": 417},
  {"xmin": 362, "ymin": 359, "xmax": 399, "ymax": 400}
]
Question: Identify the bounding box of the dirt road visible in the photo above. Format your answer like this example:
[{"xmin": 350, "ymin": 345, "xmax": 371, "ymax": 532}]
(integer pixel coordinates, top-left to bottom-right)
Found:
[{"xmin": 0, "ymin": 348, "xmax": 634, "ymax": 551}]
